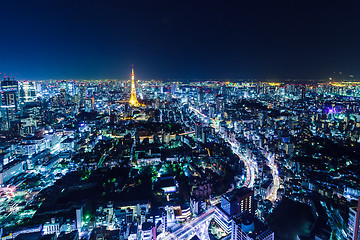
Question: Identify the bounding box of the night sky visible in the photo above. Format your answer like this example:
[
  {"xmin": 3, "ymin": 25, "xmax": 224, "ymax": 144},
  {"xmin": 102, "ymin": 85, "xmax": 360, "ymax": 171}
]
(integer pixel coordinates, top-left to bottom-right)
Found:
[{"xmin": 1, "ymin": 0, "xmax": 360, "ymax": 80}]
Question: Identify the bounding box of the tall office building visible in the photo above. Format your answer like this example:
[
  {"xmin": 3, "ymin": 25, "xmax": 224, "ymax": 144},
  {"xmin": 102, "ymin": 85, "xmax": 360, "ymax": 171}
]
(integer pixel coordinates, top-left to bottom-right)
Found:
[
  {"xmin": 301, "ymin": 85, "xmax": 306, "ymax": 99},
  {"xmin": 59, "ymin": 88, "xmax": 66, "ymax": 104},
  {"xmin": 195, "ymin": 122, "xmax": 203, "ymax": 140},
  {"xmin": 258, "ymin": 112, "xmax": 266, "ymax": 127},
  {"xmin": 140, "ymin": 222, "xmax": 154, "ymax": 240},
  {"xmin": 221, "ymin": 187, "xmax": 255, "ymax": 216},
  {"xmin": 198, "ymin": 87, "xmax": 204, "ymax": 103},
  {"xmin": 79, "ymin": 83, "xmax": 86, "ymax": 108},
  {"xmin": 1, "ymin": 77, "xmax": 19, "ymax": 131},
  {"xmin": 84, "ymin": 97, "xmax": 95, "ymax": 112},
  {"xmin": 162, "ymin": 210, "xmax": 168, "ymax": 233},
  {"xmin": 19, "ymin": 81, "xmax": 36, "ymax": 105},
  {"xmin": 215, "ymin": 188, "xmax": 255, "ymax": 235},
  {"xmin": 348, "ymin": 197, "xmax": 360, "ymax": 240},
  {"xmin": 76, "ymin": 207, "xmax": 83, "ymax": 230},
  {"xmin": 231, "ymin": 212, "xmax": 274, "ymax": 240},
  {"xmin": 215, "ymin": 94, "xmax": 225, "ymax": 117},
  {"xmin": 67, "ymin": 81, "xmax": 76, "ymax": 96},
  {"xmin": 18, "ymin": 81, "xmax": 39, "ymax": 135}
]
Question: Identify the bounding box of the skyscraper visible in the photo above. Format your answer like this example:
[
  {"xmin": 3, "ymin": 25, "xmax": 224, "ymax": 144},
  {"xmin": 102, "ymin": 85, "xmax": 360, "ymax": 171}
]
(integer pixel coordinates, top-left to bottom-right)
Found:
[
  {"xmin": 349, "ymin": 197, "xmax": 360, "ymax": 240},
  {"xmin": 215, "ymin": 188, "xmax": 256, "ymax": 235},
  {"xmin": 19, "ymin": 81, "xmax": 36, "ymax": 105},
  {"xmin": 198, "ymin": 87, "xmax": 204, "ymax": 103},
  {"xmin": 231, "ymin": 212, "xmax": 274, "ymax": 240},
  {"xmin": 1, "ymin": 77, "xmax": 19, "ymax": 131},
  {"xmin": 221, "ymin": 187, "xmax": 255, "ymax": 216},
  {"xmin": 79, "ymin": 83, "xmax": 86, "ymax": 108}
]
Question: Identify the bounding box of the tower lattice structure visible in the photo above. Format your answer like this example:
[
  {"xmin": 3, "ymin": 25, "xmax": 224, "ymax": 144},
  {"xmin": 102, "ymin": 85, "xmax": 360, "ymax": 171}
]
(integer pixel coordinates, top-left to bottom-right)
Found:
[{"xmin": 129, "ymin": 65, "xmax": 142, "ymax": 107}]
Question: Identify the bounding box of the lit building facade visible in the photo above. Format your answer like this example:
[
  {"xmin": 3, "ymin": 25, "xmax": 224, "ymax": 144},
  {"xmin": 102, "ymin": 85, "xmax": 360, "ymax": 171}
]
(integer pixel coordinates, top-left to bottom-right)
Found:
[
  {"xmin": 221, "ymin": 188, "xmax": 255, "ymax": 216},
  {"xmin": 1, "ymin": 77, "xmax": 18, "ymax": 130},
  {"xmin": 349, "ymin": 197, "xmax": 360, "ymax": 240},
  {"xmin": 215, "ymin": 188, "xmax": 255, "ymax": 235},
  {"xmin": 19, "ymin": 81, "xmax": 36, "ymax": 105},
  {"xmin": 231, "ymin": 212, "xmax": 274, "ymax": 240}
]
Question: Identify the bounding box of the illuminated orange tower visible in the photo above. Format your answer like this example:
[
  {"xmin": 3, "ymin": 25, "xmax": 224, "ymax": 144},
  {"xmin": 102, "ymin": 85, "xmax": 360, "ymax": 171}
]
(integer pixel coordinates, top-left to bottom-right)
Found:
[{"xmin": 129, "ymin": 65, "xmax": 141, "ymax": 107}]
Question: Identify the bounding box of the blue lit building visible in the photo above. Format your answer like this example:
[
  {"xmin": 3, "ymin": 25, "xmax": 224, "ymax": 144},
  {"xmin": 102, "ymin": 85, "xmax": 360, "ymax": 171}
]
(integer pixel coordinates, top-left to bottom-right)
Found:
[
  {"xmin": 1, "ymin": 77, "xmax": 18, "ymax": 131},
  {"xmin": 215, "ymin": 188, "xmax": 255, "ymax": 235}
]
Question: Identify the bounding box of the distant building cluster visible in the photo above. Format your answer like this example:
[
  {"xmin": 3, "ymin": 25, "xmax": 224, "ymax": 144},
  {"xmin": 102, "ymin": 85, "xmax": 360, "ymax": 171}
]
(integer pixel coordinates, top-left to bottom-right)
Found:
[{"xmin": 0, "ymin": 71, "xmax": 360, "ymax": 240}]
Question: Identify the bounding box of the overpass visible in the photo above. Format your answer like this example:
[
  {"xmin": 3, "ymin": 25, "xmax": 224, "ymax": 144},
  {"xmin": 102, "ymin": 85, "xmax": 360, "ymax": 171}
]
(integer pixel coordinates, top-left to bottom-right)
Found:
[{"xmin": 162, "ymin": 207, "xmax": 215, "ymax": 240}]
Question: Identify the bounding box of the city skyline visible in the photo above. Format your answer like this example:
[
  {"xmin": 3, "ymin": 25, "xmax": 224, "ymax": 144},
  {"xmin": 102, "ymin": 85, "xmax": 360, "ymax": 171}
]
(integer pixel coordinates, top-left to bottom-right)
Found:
[
  {"xmin": 1, "ymin": 71, "xmax": 360, "ymax": 239},
  {"xmin": 2, "ymin": 1, "xmax": 360, "ymax": 238},
  {"xmin": 1, "ymin": 1, "xmax": 360, "ymax": 80}
]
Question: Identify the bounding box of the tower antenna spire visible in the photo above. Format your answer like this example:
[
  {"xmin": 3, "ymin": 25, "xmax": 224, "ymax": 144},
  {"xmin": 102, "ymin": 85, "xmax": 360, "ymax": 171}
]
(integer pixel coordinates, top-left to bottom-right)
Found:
[{"xmin": 129, "ymin": 65, "xmax": 142, "ymax": 107}]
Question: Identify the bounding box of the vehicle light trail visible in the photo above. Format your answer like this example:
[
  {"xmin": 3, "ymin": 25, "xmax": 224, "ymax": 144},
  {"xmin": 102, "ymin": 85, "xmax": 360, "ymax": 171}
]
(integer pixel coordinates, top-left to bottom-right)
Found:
[{"xmin": 189, "ymin": 106, "xmax": 257, "ymax": 188}]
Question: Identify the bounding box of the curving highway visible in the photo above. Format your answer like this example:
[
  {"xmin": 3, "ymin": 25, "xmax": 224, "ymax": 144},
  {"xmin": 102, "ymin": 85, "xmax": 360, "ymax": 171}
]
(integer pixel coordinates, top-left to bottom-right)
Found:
[
  {"xmin": 266, "ymin": 161, "xmax": 280, "ymax": 202},
  {"xmin": 189, "ymin": 106, "xmax": 257, "ymax": 189},
  {"xmin": 228, "ymin": 141, "xmax": 256, "ymax": 188}
]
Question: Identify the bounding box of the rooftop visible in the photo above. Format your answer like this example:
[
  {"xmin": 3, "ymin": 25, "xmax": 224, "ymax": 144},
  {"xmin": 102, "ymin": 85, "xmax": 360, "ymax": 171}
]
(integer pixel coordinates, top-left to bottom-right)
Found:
[{"xmin": 223, "ymin": 187, "xmax": 253, "ymax": 202}]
